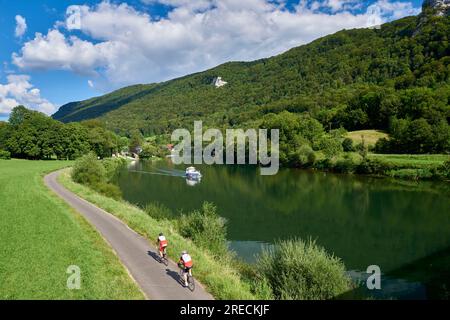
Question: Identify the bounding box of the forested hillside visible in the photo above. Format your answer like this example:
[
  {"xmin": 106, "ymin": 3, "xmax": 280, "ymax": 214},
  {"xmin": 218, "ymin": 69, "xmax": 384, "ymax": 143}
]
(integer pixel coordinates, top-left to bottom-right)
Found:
[{"xmin": 53, "ymin": 12, "xmax": 450, "ymax": 154}]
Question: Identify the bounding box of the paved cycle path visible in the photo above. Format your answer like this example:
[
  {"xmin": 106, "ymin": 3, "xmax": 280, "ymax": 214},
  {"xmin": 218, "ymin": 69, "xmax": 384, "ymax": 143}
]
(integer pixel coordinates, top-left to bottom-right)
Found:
[{"xmin": 44, "ymin": 170, "xmax": 213, "ymax": 300}]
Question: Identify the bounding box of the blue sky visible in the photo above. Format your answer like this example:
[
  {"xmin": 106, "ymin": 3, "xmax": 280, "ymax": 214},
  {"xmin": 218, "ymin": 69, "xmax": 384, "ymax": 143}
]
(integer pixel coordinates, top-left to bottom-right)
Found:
[{"xmin": 0, "ymin": 0, "xmax": 423, "ymax": 121}]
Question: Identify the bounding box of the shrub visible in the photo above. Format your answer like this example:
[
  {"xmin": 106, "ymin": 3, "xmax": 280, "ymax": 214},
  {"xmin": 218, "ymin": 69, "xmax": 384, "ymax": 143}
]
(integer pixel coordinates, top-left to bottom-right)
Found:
[
  {"xmin": 437, "ymin": 160, "xmax": 450, "ymax": 179},
  {"xmin": 387, "ymin": 168, "xmax": 434, "ymax": 180},
  {"xmin": 292, "ymin": 145, "xmax": 316, "ymax": 167},
  {"xmin": 102, "ymin": 157, "xmax": 127, "ymax": 181},
  {"xmin": 374, "ymin": 138, "xmax": 391, "ymax": 153},
  {"xmin": 256, "ymin": 239, "xmax": 351, "ymax": 300},
  {"xmin": 355, "ymin": 158, "xmax": 391, "ymax": 175},
  {"xmin": 177, "ymin": 202, "xmax": 228, "ymax": 257},
  {"xmin": 333, "ymin": 158, "xmax": 357, "ymax": 173},
  {"xmin": 139, "ymin": 143, "xmax": 158, "ymax": 159},
  {"xmin": 72, "ymin": 153, "xmax": 123, "ymax": 199},
  {"xmin": 314, "ymin": 158, "xmax": 332, "ymax": 171},
  {"xmin": 356, "ymin": 142, "xmax": 368, "ymax": 159},
  {"xmin": 92, "ymin": 182, "xmax": 122, "ymax": 200},
  {"xmin": 0, "ymin": 149, "xmax": 11, "ymax": 160},
  {"xmin": 320, "ymin": 137, "xmax": 343, "ymax": 159},
  {"xmin": 237, "ymin": 258, "xmax": 275, "ymax": 299},
  {"xmin": 251, "ymin": 276, "xmax": 275, "ymax": 300},
  {"xmin": 144, "ymin": 202, "xmax": 173, "ymax": 220},
  {"xmin": 342, "ymin": 138, "xmax": 355, "ymax": 152},
  {"xmin": 72, "ymin": 152, "xmax": 106, "ymax": 185}
]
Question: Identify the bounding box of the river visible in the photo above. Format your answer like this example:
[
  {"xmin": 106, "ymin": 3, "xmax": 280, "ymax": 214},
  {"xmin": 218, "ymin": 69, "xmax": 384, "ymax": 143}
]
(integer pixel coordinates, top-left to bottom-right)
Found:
[{"xmin": 114, "ymin": 159, "xmax": 450, "ymax": 299}]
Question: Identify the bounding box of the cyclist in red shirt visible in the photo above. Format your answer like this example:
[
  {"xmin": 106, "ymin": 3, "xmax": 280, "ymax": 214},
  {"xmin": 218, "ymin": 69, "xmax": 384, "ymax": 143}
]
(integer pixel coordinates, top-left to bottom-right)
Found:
[
  {"xmin": 178, "ymin": 250, "xmax": 193, "ymax": 287},
  {"xmin": 156, "ymin": 232, "xmax": 168, "ymax": 259}
]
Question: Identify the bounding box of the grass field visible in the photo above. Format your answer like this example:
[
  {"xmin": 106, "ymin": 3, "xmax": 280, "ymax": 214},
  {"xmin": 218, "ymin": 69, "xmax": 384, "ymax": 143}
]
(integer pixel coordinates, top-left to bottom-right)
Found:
[
  {"xmin": 0, "ymin": 160, "xmax": 143, "ymax": 299},
  {"xmin": 346, "ymin": 130, "xmax": 389, "ymax": 146}
]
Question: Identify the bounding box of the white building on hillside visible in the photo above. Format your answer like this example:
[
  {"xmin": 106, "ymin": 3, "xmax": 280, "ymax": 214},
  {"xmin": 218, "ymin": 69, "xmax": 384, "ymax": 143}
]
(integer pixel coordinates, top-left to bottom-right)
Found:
[{"xmin": 212, "ymin": 77, "xmax": 228, "ymax": 88}]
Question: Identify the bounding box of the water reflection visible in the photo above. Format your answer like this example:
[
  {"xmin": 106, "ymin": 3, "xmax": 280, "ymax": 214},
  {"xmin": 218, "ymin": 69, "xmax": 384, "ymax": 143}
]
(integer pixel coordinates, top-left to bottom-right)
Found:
[{"xmin": 186, "ymin": 178, "xmax": 201, "ymax": 187}]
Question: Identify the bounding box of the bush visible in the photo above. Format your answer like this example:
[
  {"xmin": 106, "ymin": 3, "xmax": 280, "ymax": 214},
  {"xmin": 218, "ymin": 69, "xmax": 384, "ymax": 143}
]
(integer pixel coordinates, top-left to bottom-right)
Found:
[
  {"xmin": 237, "ymin": 257, "xmax": 275, "ymax": 299},
  {"xmin": 313, "ymin": 158, "xmax": 332, "ymax": 170},
  {"xmin": 257, "ymin": 239, "xmax": 351, "ymax": 300},
  {"xmin": 102, "ymin": 157, "xmax": 127, "ymax": 181},
  {"xmin": 355, "ymin": 158, "xmax": 391, "ymax": 175},
  {"xmin": 437, "ymin": 160, "xmax": 450, "ymax": 179},
  {"xmin": 0, "ymin": 149, "xmax": 11, "ymax": 160},
  {"xmin": 333, "ymin": 158, "xmax": 357, "ymax": 173},
  {"xmin": 144, "ymin": 202, "xmax": 173, "ymax": 220},
  {"xmin": 386, "ymin": 168, "xmax": 434, "ymax": 180},
  {"xmin": 374, "ymin": 137, "xmax": 391, "ymax": 153},
  {"xmin": 177, "ymin": 202, "xmax": 228, "ymax": 257},
  {"xmin": 72, "ymin": 152, "xmax": 106, "ymax": 185},
  {"xmin": 72, "ymin": 152, "xmax": 123, "ymax": 199},
  {"xmin": 92, "ymin": 182, "xmax": 123, "ymax": 200},
  {"xmin": 342, "ymin": 138, "xmax": 354, "ymax": 152},
  {"xmin": 356, "ymin": 142, "xmax": 368, "ymax": 159},
  {"xmin": 320, "ymin": 137, "xmax": 343, "ymax": 159},
  {"xmin": 139, "ymin": 143, "xmax": 158, "ymax": 159},
  {"xmin": 292, "ymin": 145, "xmax": 316, "ymax": 167}
]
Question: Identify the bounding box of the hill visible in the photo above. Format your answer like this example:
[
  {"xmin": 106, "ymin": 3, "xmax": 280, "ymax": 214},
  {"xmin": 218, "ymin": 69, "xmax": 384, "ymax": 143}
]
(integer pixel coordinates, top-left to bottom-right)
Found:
[{"xmin": 53, "ymin": 10, "xmax": 450, "ymax": 154}]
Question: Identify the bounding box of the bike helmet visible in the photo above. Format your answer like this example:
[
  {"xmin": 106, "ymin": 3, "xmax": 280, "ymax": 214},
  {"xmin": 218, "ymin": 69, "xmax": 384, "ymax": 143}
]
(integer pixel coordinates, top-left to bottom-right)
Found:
[
  {"xmin": 181, "ymin": 250, "xmax": 187, "ymax": 255},
  {"xmin": 159, "ymin": 232, "xmax": 164, "ymax": 236}
]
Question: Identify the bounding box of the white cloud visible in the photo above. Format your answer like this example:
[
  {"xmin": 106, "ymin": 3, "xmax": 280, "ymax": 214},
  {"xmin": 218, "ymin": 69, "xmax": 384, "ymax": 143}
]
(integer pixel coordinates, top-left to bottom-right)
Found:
[
  {"xmin": 369, "ymin": 0, "xmax": 420, "ymax": 20},
  {"xmin": 12, "ymin": 0, "xmax": 421, "ymax": 90},
  {"xmin": 15, "ymin": 15, "xmax": 27, "ymax": 38},
  {"xmin": 141, "ymin": 0, "xmax": 212, "ymax": 11},
  {"xmin": 12, "ymin": 29, "xmax": 121, "ymax": 74},
  {"xmin": 317, "ymin": 1, "xmax": 361, "ymax": 13},
  {"xmin": 88, "ymin": 80, "xmax": 94, "ymax": 88},
  {"xmin": 0, "ymin": 75, "xmax": 56, "ymax": 116}
]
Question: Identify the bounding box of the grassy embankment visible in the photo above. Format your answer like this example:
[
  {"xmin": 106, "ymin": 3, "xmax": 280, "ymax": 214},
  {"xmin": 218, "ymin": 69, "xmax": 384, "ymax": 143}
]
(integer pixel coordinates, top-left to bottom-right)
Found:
[
  {"xmin": 0, "ymin": 159, "xmax": 144, "ymax": 299},
  {"xmin": 58, "ymin": 169, "xmax": 257, "ymax": 300},
  {"xmin": 365, "ymin": 154, "xmax": 449, "ymax": 179},
  {"xmin": 317, "ymin": 130, "xmax": 450, "ymax": 180}
]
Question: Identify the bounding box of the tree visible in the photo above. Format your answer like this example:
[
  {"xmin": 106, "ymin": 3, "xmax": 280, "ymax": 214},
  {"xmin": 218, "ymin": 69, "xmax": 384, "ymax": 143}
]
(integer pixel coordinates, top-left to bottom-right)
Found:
[
  {"xmin": 0, "ymin": 122, "xmax": 10, "ymax": 150},
  {"xmin": 8, "ymin": 105, "xmax": 33, "ymax": 127},
  {"xmin": 297, "ymin": 115, "xmax": 325, "ymax": 149},
  {"xmin": 57, "ymin": 123, "xmax": 90, "ymax": 160},
  {"xmin": 88, "ymin": 127, "xmax": 118, "ymax": 159},
  {"xmin": 320, "ymin": 136, "xmax": 343, "ymax": 160},
  {"xmin": 406, "ymin": 118, "xmax": 433, "ymax": 153},
  {"xmin": 6, "ymin": 110, "xmax": 55, "ymax": 159},
  {"xmin": 118, "ymin": 136, "xmax": 129, "ymax": 153},
  {"xmin": 357, "ymin": 135, "xmax": 368, "ymax": 159},
  {"xmin": 72, "ymin": 152, "xmax": 107, "ymax": 186},
  {"xmin": 2, "ymin": 106, "xmax": 120, "ymax": 160},
  {"xmin": 129, "ymin": 129, "xmax": 144, "ymax": 154},
  {"xmin": 292, "ymin": 145, "xmax": 316, "ymax": 167},
  {"xmin": 139, "ymin": 143, "xmax": 158, "ymax": 159}
]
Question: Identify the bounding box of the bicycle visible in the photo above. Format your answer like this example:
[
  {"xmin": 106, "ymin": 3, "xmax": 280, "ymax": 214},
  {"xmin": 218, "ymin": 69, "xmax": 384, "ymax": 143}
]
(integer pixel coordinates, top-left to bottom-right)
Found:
[
  {"xmin": 179, "ymin": 265, "xmax": 195, "ymax": 292},
  {"xmin": 158, "ymin": 247, "xmax": 169, "ymax": 266}
]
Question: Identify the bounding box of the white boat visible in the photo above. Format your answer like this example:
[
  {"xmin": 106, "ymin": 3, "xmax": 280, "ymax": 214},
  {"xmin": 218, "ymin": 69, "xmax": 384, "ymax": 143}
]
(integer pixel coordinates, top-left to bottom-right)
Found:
[{"xmin": 185, "ymin": 166, "xmax": 202, "ymax": 180}]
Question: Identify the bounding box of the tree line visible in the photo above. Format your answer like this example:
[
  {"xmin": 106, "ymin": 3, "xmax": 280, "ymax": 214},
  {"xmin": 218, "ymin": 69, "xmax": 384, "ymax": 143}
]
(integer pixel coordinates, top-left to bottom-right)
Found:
[{"xmin": 0, "ymin": 106, "xmax": 128, "ymax": 160}]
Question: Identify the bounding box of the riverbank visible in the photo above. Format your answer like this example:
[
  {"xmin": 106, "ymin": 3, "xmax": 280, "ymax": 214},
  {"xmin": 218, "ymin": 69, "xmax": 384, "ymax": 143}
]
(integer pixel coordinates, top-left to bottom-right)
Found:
[
  {"xmin": 60, "ymin": 159, "xmax": 354, "ymax": 300},
  {"xmin": 0, "ymin": 160, "xmax": 144, "ymax": 299},
  {"xmin": 58, "ymin": 168, "xmax": 258, "ymax": 300},
  {"xmin": 312, "ymin": 153, "xmax": 449, "ymax": 181}
]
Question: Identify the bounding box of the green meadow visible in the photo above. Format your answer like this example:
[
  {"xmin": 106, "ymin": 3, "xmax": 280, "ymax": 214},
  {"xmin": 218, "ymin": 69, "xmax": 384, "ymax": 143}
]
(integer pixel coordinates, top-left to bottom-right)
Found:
[
  {"xmin": 369, "ymin": 154, "xmax": 449, "ymax": 167},
  {"xmin": 0, "ymin": 159, "xmax": 143, "ymax": 299}
]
